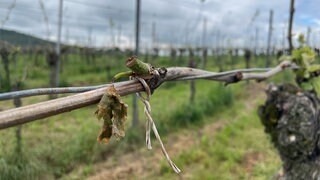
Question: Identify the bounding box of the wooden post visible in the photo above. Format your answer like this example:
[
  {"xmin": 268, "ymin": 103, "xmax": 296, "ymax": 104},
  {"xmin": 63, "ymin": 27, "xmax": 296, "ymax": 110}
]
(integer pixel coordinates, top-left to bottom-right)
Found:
[
  {"xmin": 132, "ymin": 0, "xmax": 141, "ymax": 127},
  {"xmin": 254, "ymin": 27, "xmax": 259, "ymax": 62},
  {"xmin": 13, "ymin": 81, "xmax": 22, "ymax": 154},
  {"xmin": 0, "ymin": 47, "xmax": 11, "ymax": 91},
  {"xmin": 201, "ymin": 17, "xmax": 207, "ymax": 69},
  {"xmin": 202, "ymin": 48, "xmax": 207, "ymax": 69},
  {"xmin": 229, "ymin": 49, "xmax": 235, "ymax": 69},
  {"xmin": 266, "ymin": 10, "xmax": 273, "ymax": 67},
  {"xmin": 47, "ymin": 51, "xmax": 58, "ymax": 99},
  {"xmin": 177, "ymin": 48, "xmax": 185, "ymax": 66},
  {"xmin": 12, "ymin": 48, "xmax": 19, "ymax": 69},
  {"xmin": 288, "ymin": 0, "xmax": 295, "ymax": 54},
  {"xmin": 282, "ymin": 25, "xmax": 286, "ymax": 54},
  {"xmin": 189, "ymin": 59, "xmax": 196, "ymax": 103},
  {"xmin": 216, "ymin": 30, "xmax": 223, "ymax": 72},
  {"xmin": 244, "ymin": 49, "xmax": 251, "ymax": 84},
  {"xmin": 151, "ymin": 21, "xmax": 156, "ymax": 51},
  {"xmin": 55, "ymin": 0, "xmax": 63, "ymax": 88}
]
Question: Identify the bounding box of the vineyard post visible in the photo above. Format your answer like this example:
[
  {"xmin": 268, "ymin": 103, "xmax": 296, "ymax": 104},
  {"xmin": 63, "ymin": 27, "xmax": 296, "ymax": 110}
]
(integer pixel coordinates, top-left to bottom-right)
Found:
[
  {"xmin": 132, "ymin": 0, "xmax": 141, "ymax": 127},
  {"xmin": 230, "ymin": 49, "xmax": 236, "ymax": 69},
  {"xmin": 202, "ymin": 48, "xmax": 207, "ymax": 69},
  {"xmin": 151, "ymin": 21, "xmax": 156, "ymax": 55},
  {"xmin": 55, "ymin": 0, "xmax": 63, "ymax": 88},
  {"xmin": 216, "ymin": 30, "xmax": 223, "ymax": 72},
  {"xmin": 254, "ymin": 27, "xmax": 259, "ymax": 62},
  {"xmin": 201, "ymin": 17, "xmax": 207, "ymax": 69},
  {"xmin": 288, "ymin": 0, "xmax": 295, "ymax": 53},
  {"xmin": 244, "ymin": 49, "xmax": 251, "ymax": 85},
  {"xmin": 282, "ymin": 25, "xmax": 286, "ymax": 53},
  {"xmin": 13, "ymin": 81, "xmax": 22, "ymax": 154},
  {"xmin": 266, "ymin": 9, "xmax": 273, "ymax": 67},
  {"xmin": 0, "ymin": 47, "xmax": 11, "ymax": 91},
  {"xmin": 47, "ymin": 50, "xmax": 58, "ymax": 99},
  {"xmin": 189, "ymin": 59, "xmax": 197, "ymax": 103},
  {"xmin": 151, "ymin": 18, "xmax": 157, "ymax": 63}
]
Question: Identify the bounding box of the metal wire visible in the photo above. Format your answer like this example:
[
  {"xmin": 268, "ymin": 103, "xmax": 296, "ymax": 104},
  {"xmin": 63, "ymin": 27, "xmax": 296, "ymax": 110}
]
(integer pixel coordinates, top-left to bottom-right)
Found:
[
  {"xmin": 0, "ymin": 84, "xmax": 109, "ymax": 100},
  {"xmin": 0, "ymin": 65, "xmax": 299, "ymax": 101}
]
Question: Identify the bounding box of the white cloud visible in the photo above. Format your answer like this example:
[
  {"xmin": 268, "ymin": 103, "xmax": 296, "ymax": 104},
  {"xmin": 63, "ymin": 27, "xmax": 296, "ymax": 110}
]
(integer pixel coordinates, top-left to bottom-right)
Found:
[{"xmin": 0, "ymin": 0, "xmax": 319, "ymax": 49}]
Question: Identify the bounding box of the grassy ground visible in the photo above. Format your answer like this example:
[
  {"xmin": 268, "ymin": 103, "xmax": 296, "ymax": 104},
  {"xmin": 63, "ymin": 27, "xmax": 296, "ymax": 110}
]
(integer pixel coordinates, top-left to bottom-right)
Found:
[
  {"xmin": 63, "ymin": 83, "xmax": 282, "ymax": 180},
  {"xmin": 156, "ymin": 84, "xmax": 281, "ymax": 180},
  {"xmin": 0, "ymin": 53, "xmax": 287, "ymax": 179}
]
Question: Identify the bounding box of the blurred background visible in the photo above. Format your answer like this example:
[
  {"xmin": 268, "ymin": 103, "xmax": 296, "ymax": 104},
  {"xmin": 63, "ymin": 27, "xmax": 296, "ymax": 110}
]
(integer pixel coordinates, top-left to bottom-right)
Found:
[{"xmin": 0, "ymin": 0, "xmax": 319, "ymax": 179}]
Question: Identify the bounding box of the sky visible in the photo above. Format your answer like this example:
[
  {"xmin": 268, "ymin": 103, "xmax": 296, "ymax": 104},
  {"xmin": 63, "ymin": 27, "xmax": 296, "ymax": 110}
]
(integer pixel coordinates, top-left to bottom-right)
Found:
[{"xmin": 0, "ymin": 0, "xmax": 319, "ymax": 50}]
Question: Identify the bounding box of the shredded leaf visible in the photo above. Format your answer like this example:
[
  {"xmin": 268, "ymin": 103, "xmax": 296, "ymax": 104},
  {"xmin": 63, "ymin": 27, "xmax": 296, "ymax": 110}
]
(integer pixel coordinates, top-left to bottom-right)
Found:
[{"xmin": 95, "ymin": 85, "xmax": 128, "ymax": 143}]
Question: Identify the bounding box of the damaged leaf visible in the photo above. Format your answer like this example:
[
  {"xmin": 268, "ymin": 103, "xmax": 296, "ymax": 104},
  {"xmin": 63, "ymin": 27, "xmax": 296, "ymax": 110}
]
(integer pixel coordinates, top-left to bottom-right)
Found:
[{"xmin": 95, "ymin": 85, "xmax": 128, "ymax": 143}]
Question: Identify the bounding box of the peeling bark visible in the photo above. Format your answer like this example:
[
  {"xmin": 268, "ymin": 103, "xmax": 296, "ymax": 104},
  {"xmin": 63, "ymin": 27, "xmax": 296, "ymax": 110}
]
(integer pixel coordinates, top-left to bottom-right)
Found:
[{"xmin": 259, "ymin": 84, "xmax": 320, "ymax": 179}]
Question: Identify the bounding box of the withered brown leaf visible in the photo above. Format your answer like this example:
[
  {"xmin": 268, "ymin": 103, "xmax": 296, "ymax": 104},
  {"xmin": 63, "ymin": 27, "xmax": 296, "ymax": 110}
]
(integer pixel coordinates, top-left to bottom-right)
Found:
[{"xmin": 95, "ymin": 85, "xmax": 128, "ymax": 144}]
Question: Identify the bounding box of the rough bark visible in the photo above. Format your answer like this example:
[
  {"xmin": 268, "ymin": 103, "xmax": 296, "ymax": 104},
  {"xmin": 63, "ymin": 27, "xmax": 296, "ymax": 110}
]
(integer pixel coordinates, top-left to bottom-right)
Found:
[{"xmin": 259, "ymin": 84, "xmax": 320, "ymax": 179}]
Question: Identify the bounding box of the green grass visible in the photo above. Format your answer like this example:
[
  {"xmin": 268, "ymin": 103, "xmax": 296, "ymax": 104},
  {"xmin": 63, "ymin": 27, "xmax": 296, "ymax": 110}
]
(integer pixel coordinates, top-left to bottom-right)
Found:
[{"xmin": 157, "ymin": 91, "xmax": 281, "ymax": 180}]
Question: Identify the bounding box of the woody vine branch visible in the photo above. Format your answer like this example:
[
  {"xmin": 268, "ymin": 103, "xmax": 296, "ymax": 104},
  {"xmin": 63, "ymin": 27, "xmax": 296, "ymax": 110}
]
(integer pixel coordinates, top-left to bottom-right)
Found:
[{"xmin": 0, "ymin": 57, "xmax": 296, "ymax": 130}]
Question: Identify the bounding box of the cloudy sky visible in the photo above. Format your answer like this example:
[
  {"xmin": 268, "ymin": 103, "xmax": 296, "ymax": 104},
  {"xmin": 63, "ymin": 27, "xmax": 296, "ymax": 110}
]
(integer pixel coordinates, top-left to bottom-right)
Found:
[{"xmin": 0, "ymin": 0, "xmax": 319, "ymax": 49}]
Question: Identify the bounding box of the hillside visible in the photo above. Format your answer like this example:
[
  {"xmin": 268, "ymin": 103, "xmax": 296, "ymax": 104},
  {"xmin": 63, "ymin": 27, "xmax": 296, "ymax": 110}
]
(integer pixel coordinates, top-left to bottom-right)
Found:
[{"xmin": 0, "ymin": 29, "xmax": 53, "ymax": 47}]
